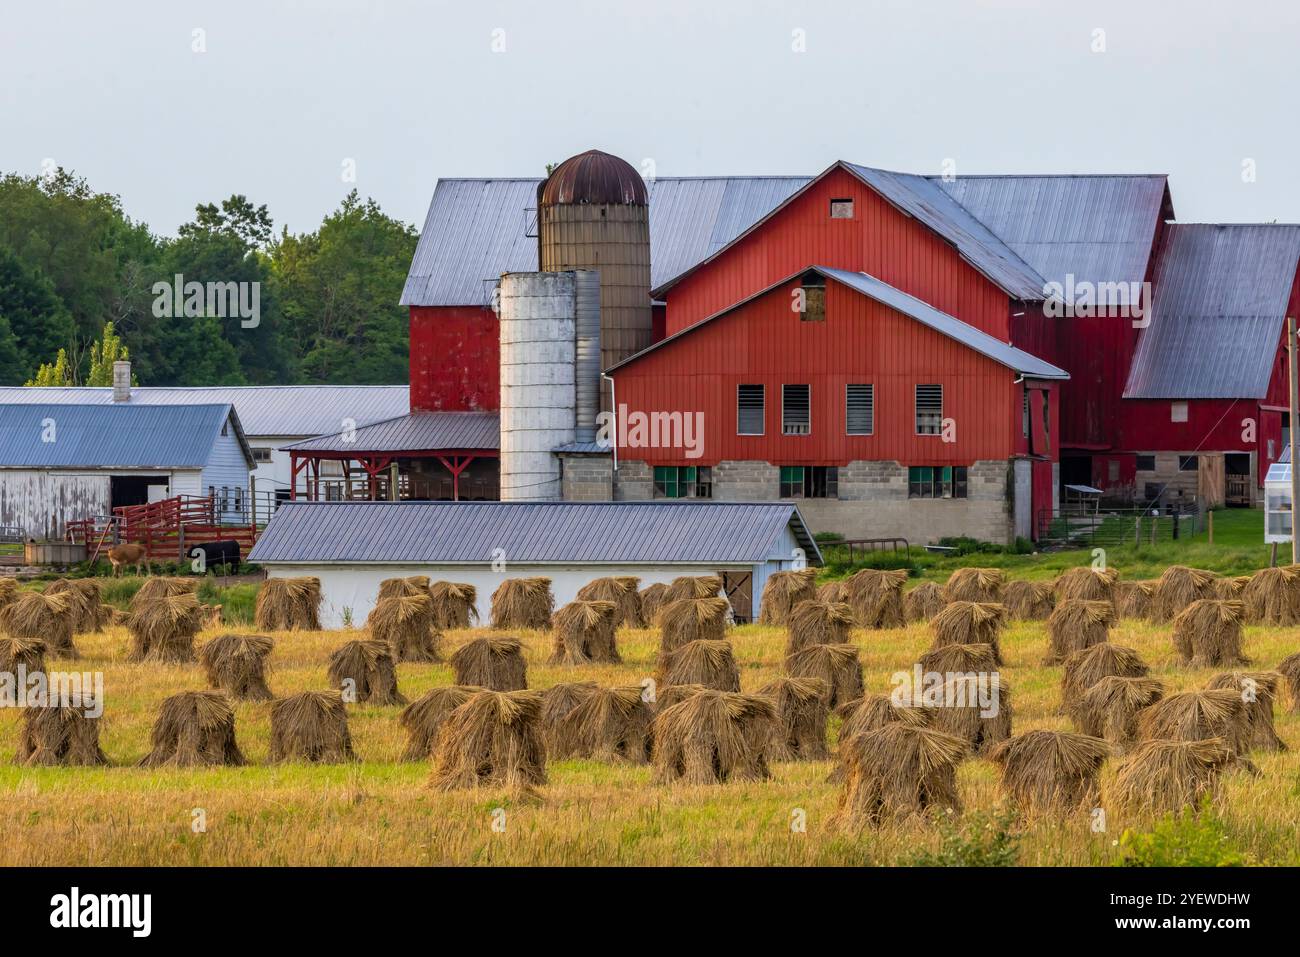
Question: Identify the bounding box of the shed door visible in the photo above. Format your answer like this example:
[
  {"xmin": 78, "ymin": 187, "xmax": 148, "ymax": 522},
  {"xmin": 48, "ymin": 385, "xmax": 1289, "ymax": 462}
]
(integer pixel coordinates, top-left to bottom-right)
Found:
[
  {"xmin": 719, "ymin": 571, "xmax": 753, "ymax": 624},
  {"xmin": 1198, "ymin": 453, "xmax": 1225, "ymax": 508}
]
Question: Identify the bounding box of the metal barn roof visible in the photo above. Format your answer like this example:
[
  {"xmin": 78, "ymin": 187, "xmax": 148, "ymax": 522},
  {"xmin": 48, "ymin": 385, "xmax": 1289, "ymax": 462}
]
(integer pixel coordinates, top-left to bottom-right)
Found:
[
  {"xmin": 248, "ymin": 500, "xmax": 821, "ymax": 565},
  {"xmin": 1124, "ymin": 224, "xmax": 1300, "ymax": 399},
  {"xmin": 283, "ymin": 411, "xmax": 500, "ymax": 453},
  {"xmin": 0, "ymin": 403, "xmax": 251, "ymax": 469},
  {"xmin": 0, "ymin": 385, "xmax": 409, "ymax": 438},
  {"xmin": 933, "ymin": 174, "xmax": 1170, "ymax": 300}
]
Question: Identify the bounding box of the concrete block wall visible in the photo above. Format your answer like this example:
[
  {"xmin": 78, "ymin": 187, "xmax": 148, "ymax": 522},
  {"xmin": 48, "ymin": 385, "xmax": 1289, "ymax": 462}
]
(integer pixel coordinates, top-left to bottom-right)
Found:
[
  {"xmin": 612, "ymin": 459, "xmax": 654, "ymax": 500},
  {"xmin": 560, "ymin": 453, "xmax": 613, "ymax": 501},
  {"xmin": 712, "ymin": 460, "xmax": 779, "ymax": 501}
]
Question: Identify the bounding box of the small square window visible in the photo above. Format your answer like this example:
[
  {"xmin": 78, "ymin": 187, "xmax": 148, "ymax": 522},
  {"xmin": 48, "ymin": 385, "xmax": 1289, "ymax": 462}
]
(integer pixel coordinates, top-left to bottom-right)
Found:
[
  {"xmin": 798, "ymin": 272, "xmax": 825, "ymax": 322},
  {"xmin": 830, "ymin": 198, "xmax": 854, "ymax": 219},
  {"xmin": 1136, "ymin": 454, "xmax": 1155, "ymax": 471},
  {"xmin": 1108, "ymin": 460, "xmax": 1120, "ymax": 482},
  {"xmin": 1171, "ymin": 401, "xmax": 1189, "ymax": 423},
  {"xmin": 1179, "ymin": 455, "xmax": 1198, "ymax": 472}
]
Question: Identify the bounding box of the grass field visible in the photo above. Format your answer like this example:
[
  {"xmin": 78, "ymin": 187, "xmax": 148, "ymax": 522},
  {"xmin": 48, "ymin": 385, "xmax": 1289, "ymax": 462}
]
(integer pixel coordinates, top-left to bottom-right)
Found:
[{"xmin": 2, "ymin": 570, "xmax": 1298, "ymax": 866}]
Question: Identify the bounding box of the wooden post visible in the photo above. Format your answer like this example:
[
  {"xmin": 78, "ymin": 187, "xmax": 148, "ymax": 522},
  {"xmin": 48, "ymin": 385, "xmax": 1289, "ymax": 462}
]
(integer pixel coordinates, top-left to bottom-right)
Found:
[
  {"xmin": 1272, "ymin": 541, "xmax": 1279, "ymax": 567},
  {"xmin": 1290, "ymin": 315, "xmax": 1299, "ymax": 565},
  {"xmin": 1150, "ymin": 516, "xmax": 1157, "ymax": 546},
  {"xmin": 1208, "ymin": 509, "xmax": 1214, "ymax": 545},
  {"xmin": 389, "ymin": 462, "xmax": 399, "ymax": 502}
]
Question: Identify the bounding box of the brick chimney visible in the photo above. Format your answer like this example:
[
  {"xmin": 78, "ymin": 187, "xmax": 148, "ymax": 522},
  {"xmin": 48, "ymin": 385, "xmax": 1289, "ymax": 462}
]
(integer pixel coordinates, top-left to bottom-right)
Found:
[{"xmin": 112, "ymin": 360, "xmax": 131, "ymax": 402}]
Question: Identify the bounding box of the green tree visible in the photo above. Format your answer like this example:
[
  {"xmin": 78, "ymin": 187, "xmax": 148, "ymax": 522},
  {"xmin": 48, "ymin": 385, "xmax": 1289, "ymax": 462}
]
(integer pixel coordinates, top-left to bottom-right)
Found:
[
  {"xmin": 26, "ymin": 347, "xmax": 74, "ymax": 386},
  {"xmin": 86, "ymin": 321, "xmax": 132, "ymax": 386},
  {"xmin": 179, "ymin": 194, "xmax": 273, "ymax": 249},
  {"xmin": 0, "ymin": 244, "xmax": 76, "ymax": 382}
]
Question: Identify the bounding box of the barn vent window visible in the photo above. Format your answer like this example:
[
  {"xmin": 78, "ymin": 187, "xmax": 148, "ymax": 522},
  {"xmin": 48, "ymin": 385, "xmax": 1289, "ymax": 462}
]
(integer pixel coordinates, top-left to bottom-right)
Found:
[
  {"xmin": 782, "ymin": 384, "xmax": 811, "ymax": 435},
  {"xmin": 1171, "ymin": 401, "xmax": 1189, "ymax": 423},
  {"xmin": 846, "ymin": 384, "xmax": 874, "ymax": 435},
  {"xmin": 1022, "ymin": 389, "xmax": 1030, "ymax": 438},
  {"xmin": 908, "ymin": 466, "xmax": 968, "ymax": 499},
  {"xmin": 830, "ymin": 198, "xmax": 855, "ymax": 219},
  {"xmin": 780, "ymin": 465, "xmax": 838, "ymax": 499},
  {"xmin": 737, "ymin": 384, "xmax": 765, "ymax": 435},
  {"xmin": 915, "ymin": 384, "xmax": 943, "ymax": 435},
  {"xmin": 798, "ymin": 271, "xmax": 825, "ymax": 322}
]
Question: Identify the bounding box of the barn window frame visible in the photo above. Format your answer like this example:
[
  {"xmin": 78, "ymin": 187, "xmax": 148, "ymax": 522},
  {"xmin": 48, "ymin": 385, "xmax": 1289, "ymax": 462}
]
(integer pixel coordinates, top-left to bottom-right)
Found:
[
  {"xmin": 737, "ymin": 384, "xmax": 765, "ymax": 436},
  {"xmin": 915, "ymin": 384, "xmax": 943, "ymax": 435},
  {"xmin": 908, "ymin": 465, "xmax": 968, "ymax": 499},
  {"xmin": 829, "ymin": 198, "xmax": 855, "ymax": 219},
  {"xmin": 798, "ymin": 271, "xmax": 826, "ymax": 322},
  {"xmin": 1171, "ymin": 401, "xmax": 1189, "ymax": 423},
  {"xmin": 782, "ymin": 384, "xmax": 811, "ymax": 435},
  {"xmin": 846, "ymin": 383, "xmax": 874, "ymax": 435}
]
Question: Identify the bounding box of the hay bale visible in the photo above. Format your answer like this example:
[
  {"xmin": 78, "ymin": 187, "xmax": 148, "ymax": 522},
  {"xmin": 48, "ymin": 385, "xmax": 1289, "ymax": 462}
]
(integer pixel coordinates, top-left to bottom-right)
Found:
[
  {"xmin": 844, "ymin": 569, "xmax": 908, "ymax": 628},
  {"xmin": 490, "ymin": 577, "xmax": 554, "ymax": 630},
  {"xmin": 130, "ymin": 577, "xmax": 197, "ymax": 611},
  {"xmin": 1074, "ymin": 676, "xmax": 1165, "ymax": 749},
  {"xmin": 639, "ymin": 582, "xmax": 669, "ymax": 625},
  {"xmin": 0, "ymin": 632, "xmax": 45, "ymax": 675},
  {"xmin": 399, "ymin": 686, "xmax": 481, "ymax": 761},
  {"xmin": 550, "ymin": 599, "xmax": 620, "ymax": 665},
  {"xmin": 902, "ymin": 581, "xmax": 945, "ymax": 623},
  {"xmin": 1054, "ymin": 566, "xmax": 1118, "ymax": 605},
  {"xmin": 758, "ymin": 569, "xmax": 817, "ymax": 626},
  {"xmin": 1151, "ymin": 565, "xmax": 1219, "ymax": 622},
  {"xmin": 576, "ymin": 576, "xmax": 646, "ymax": 628},
  {"xmin": 1044, "ymin": 599, "xmax": 1114, "ymax": 666},
  {"xmin": 0, "ymin": 590, "xmax": 76, "ymax": 659},
  {"xmin": 757, "ymin": 676, "xmax": 830, "ymax": 760},
  {"xmin": 539, "ymin": 681, "xmax": 600, "ymax": 759},
  {"xmin": 15, "ymin": 697, "xmax": 108, "ymax": 766},
  {"xmin": 930, "ymin": 601, "xmax": 1005, "ymax": 664},
  {"xmin": 989, "ymin": 730, "xmax": 1109, "ymax": 815},
  {"xmin": 1001, "ymin": 580, "xmax": 1055, "ymax": 620},
  {"xmin": 126, "ymin": 592, "xmax": 203, "ymax": 663},
  {"xmin": 917, "ymin": 642, "xmax": 1000, "ymax": 676},
  {"xmin": 254, "ymin": 577, "xmax": 321, "ymax": 631},
  {"xmin": 943, "ymin": 567, "xmax": 1004, "ymax": 603},
  {"xmin": 450, "ymin": 636, "xmax": 528, "ymax": 691},
  {"xmin": 428, "ymin": 581, "xmax": 479, "ymax": 629},
  {"xmin": 831, "ymin": 723, "xmax": 965, "ymax": 829},
  {"xmin": 650, "ymin": 689, "xmax": 776, "ymax": 785},
  {"xmin": 367, "ymin": 592, "xmax": 443, "ymax": 663},
  {"xmin": 784, "ymin": 598, "xmax": 854, "ymax": 657},
  {"xmin": 663, "ymin": 575, "xmax": 722, "ymax": 603},
  {"xmin": 560, "ymin": 685, "xmax": 654, "ymax": 763},
  {"xmin": 377, "ymin": 575, "xmax": 431, "ymax": 601},
  {"xmin": 45, "ymin": 579, "xmax": 103, "ymax": 634},
  {"xmin": 924, "ymin": 675, "xmax": 1013, "ymax": 755},
  {"xmin": 658, "ymin": 596, "xmax": 729, "ymax": 655},
  {"xmin": 430, "ymin": 689, "xmax": 547, "ymax": 793},
  {"xmin": 327, "ymin": 638, "xmax": 406, "ymax": 706},
  {"xmin": 1205, "ymin": 671, "xmax": 1287, "ymax": 752},
  {"xmin": 1114, "ymin": 580, "xmax": 1156, "ymax": 620},
  {"xmin": 198, "ymin": 633, "xmax": 275, "ymax": 701},
  {"xmin": 1136, "ymin": 689, "xmax": 1250, "ymax": 755},
  {"xmin": 785, "ymin": 642, "xmax": 863, "ymax": 708},
  {"xmin": 1060, "ymin": 642, "xmax": 1148, "ymax": 715},
  {"xmin": 659, "ymin": 639, "xmax": 741, "ymax": 692},
  {"xmin": 139, "ymin": 690, "xmax": 244, "ymax": 767},
  {"xmin": 1109, "ymin": 738, "xmax": 1238, "ymax": 815},
  {"xmin": 1215, "ymin": 575, "xmax": 1252, "ymax": 600},
  {"xmin": 1278, "ymin": 652, "xmax": 1300, "ymax": 715},
  {"xmin": 1242, "ymin": 567, "xmax": 1300, "ymax": 625},
  {"xmin": 269, "ymin": 690, "xmax": 356, "ymax": 762},
  {"xmin": 1172, "ymin": 599, "xmax": 1248, "ymax": 667}
]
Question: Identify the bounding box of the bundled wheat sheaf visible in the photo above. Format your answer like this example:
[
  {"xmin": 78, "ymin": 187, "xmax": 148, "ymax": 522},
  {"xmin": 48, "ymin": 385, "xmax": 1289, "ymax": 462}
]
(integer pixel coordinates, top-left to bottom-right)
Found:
[
  {"xmin": 400, "ymin": 686, "xmax": 482, "ymax": 761},
  {"xmin": 1278, "ymin": 652, "xmax": 1300, "ymax": 715},
  {"xmin": 659, "ymin": 639, "xmax": 741, "ymax": 693},
  {"xmin": 989, "ymin": 729, "xmax": 1110, "ymax": 816},
  {"xmin": 255, "ymin": 577, "xmax": 321, "ymax": 631},
  {"xmin": 1241, "ymin": 566, "xmax": 1300, "ymax": 625},
  {"xmin": 1114, "ymin": 580, "xmax": 1156, "ymax": 620},
  {"xmin": 555, "ymin": 684, "xmax": 654, "ymax": 764},
  {"xmin": 0, "ymin": 633, "xmax": 46, "ymax": 676},
  {"xmin": 929, "ymin": 601, "xmax": 1005, "ymax": 664},
  {"xmin": 757, "ymin": 676, "xmax": 830, "ymax": 761},
  {"xmin": 1001, "ymin": 580, "xmax": 1055, "ymax": 620},
  {"xmin": 129, "ymin": 577, "xmax": 197, "ymax": 612},
  {"xmin": 45, "ymin": 578, "xmax": 103, "ymax": 634},
  {"xmin": 576, "ymin": 576, "xmax": 646, "ymax": 628},
  {"xmin": 1059, "ymin": 642, "xmax": 1149, "ymax": 716},
  {"xmin": 638, "ymin": 582, "xmax": 669, "ymax": 625},
  {"xmin": 1171, "ymin": 599, "xmax": 1248, "ymax": 667},
  {"xmin": 327, "ymin": 638, "xmax": 406, "ymax": 706},
  {"xmin": 832, "ymin": 694, "xmax": 930, "ymax": 765},
  {"xmin": 550, "ymin": 600, "xmax": 620, "ymax": 665},
  {"xmin": 943, "ymin": 567, "xmax": 1004, "ymax": 603},
  {"xmin": 784, "ymin": 598, "xmax": 854, "ymax": 658},
  {"xmin": 1, "ymin": 590, "xmax": 76, "ymax": 659},
  {"xmin": 1053, "ymin": 566, "xmax": 1118, "ymax": 605},
  {"xmin": 127, "ymin": 592, "xmax": 203, "ymax": 663},
  {"xmin": 450, "ymin": 636, "xmax": 528, "ymax": 691},
  {"xmin": 1108, "ymin": 738, "xmax": 1237, "ymax": 815},
  {"xmin": 1043, "ymin": 599, "xmax": 1114, "ymax": 665},
  {"xmin": 377, "ymin": 575, "xmax": 431, "ymax": 601},
  {"xmin": 268, "ymin": 690, "xmax": 356, "ymax": 762},
  {"xmin": 538, "ymin": 681, "xmax": 600, "ymax": 758},
  {"xmin": 1074, "ymin": 676, "xmax": 1165, "ymax": 750},
  {"xmin": 1215, "ymin": 575, "xmax": 1252, "ymax": 600},
  {"xmin": 662, "ymin": 574, "xmax": 722, "ymax": 604},
  {"xmin": 758, "ymin": 569, "xmax": 817, "ymax": 626},
  {"xmin": 831, "ymin": 723, "xmax": 966, "ymax": 830},
  {"xmin": 902, "ymin": 581, "xmax": 946, "ymax": 623},
  {"xmin": 0, "ymin": 577, "xmax": 18, "ymax": 612},
  {"xmin": 917, "ymin": 641, "xmax": 999, "ymax": 676},
  {"xmin": 1136, "ymin": 689, "xmax": 1251, "ymax": 757},
  {"xmin": 429, "ymin": 689, "xmax": 547, "ymax": 794},
  {"xmin": 1205, "ymin": 671, "xmax": 1287, "ymax": 752},
  {"xmin": 367, "ymin": 591, "xmax": 443, "ymax": 663},
  {"xmin": 658, "ymin": 596, "xmax": 729, "ymax": 656},
  {"xmin": 16, "ymin": 697, "xmax": 108, "ymax": 767},
  {"xmin": 1151, "ymin": 565, "xmax": 1219, "ymax": 623},
  {"xmin": 924, "ymin": 675, "xmax": 1012, "ymax": 755},
  {"xmin": 490, "ymin": 577, "xmax": 554, "ymax": 630},
  {"xmin": 817, "ymin": 580, "xmax": 848, "ymax": 604},
  {"xmin": 786, "ymin": 641, "xmax": 864, "ymax": 708},
  {"xmin": 139, "ymin": 690, "xmax": 244, "ymax": 767},
  {"xmin": 428, "ymin": 581, "xmax": 479, "ymax": 629},
  {"xmin": 844, "ymin": 569, "xmax": 908, "ymax": 628},
  {"xmin": 650, "ymin": 688, "xmax": 776, "ymax": 785},
  {"xmin": 198, "ymin": 633, "xmax": 275, "ymax": 701}
]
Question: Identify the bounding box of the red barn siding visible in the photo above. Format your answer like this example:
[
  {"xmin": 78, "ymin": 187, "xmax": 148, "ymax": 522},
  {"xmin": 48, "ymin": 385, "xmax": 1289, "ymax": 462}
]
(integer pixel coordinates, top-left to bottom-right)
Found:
[
  {"xmin": 661, "ymin": 167, "xmax": 1013, "ymax": 343},
  {"xmin": 613, "ymin": 277, "xmax": 1025, "ymax": 466},
  {"xmin": 408, "ymin": 306, "xmax": 499, "ymax": 412}
]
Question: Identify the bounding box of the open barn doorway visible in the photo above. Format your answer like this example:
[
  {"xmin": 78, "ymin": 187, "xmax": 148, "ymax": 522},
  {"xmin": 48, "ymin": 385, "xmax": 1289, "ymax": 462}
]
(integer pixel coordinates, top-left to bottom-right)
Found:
[
  {"xmin": 110, "ymin": 474, "xmax": 170, "ymax": 510},
  {"xmin": 719, "ymin": 571, "xmax": 753, "ymax": 624}
]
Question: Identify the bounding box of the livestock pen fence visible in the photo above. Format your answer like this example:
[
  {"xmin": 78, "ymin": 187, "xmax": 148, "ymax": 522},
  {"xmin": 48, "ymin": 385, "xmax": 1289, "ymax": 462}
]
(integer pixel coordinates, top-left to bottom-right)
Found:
[{"xmin": 66, "ymin": 492, "xmax": 258, "ymax": 563}]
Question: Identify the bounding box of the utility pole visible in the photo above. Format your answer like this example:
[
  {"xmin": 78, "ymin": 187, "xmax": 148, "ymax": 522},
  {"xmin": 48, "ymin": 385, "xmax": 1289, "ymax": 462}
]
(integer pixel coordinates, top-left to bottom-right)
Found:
[{"xmin": 1290, "ymin": 316, "xmax": 1299, "ymax": 564}]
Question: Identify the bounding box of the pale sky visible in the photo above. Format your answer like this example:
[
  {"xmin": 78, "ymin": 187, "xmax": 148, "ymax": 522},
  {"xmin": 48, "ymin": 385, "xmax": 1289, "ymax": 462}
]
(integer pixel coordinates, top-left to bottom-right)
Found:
[{"xmin": 3, "ymin": 0, "xmax": 1298, "ymax": 235}]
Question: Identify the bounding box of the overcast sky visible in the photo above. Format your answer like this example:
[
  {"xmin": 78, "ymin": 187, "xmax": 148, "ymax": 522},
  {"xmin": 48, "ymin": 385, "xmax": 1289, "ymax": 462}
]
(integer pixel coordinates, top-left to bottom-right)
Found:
[{"xmin": 3, "ymin": 0, "xmax": 1297, "ymax": 236}]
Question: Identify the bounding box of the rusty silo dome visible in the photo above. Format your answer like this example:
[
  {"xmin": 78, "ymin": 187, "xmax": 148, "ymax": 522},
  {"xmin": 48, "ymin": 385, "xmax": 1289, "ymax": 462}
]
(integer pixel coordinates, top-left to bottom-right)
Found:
[{"xmin": 541, "ymin": 150, "xmax": 647, "ymax": 206}]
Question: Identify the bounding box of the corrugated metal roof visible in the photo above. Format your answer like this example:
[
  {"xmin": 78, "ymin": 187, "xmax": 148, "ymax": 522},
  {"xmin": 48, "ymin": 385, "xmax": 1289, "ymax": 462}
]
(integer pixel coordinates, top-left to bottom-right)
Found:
[
  {"xmin": 609, "ymin": 266, "xmax": 1068, "ymax": 380},
  {"xmin": 0, "ymin": 385, "xmax": 408, "ymax": 438},
  {"xmin": 248, "ymin": 500, "xmax": 821, "ymax": 565},
  {"xmin": 552, "ymin": 441, "xmax": 612, "ymax": 454},
  {"xmin": 1124, "ymin": 224, "xmax": 1300, "ymax": 399},
  {"xmin": 283, "ymin": 411, "xmax": 500, "ymax": 453},
  {"xmin": 401, "ymin": 176, "xmax": 811, "ymax": 307},
  {"xmin": 0, "ymin": 403, "xmax": 249, "ymax": 469},
  {"xmin": 933, "ymin": 174, "xmax": 1169, "ymax": 301}
]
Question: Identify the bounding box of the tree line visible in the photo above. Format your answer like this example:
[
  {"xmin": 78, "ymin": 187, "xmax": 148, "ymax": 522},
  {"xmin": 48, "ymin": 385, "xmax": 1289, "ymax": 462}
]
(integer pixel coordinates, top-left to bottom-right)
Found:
[{"xmin": 0, "ymin": 169, "xmax": 419, "ymax": 386}]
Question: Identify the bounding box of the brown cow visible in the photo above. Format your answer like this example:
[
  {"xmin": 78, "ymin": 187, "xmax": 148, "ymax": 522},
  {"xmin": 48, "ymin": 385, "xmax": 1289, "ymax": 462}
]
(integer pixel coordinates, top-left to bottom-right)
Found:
[{"xmin": 107, "ymin": 543, "xmax": 152, "ymax": 578}]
